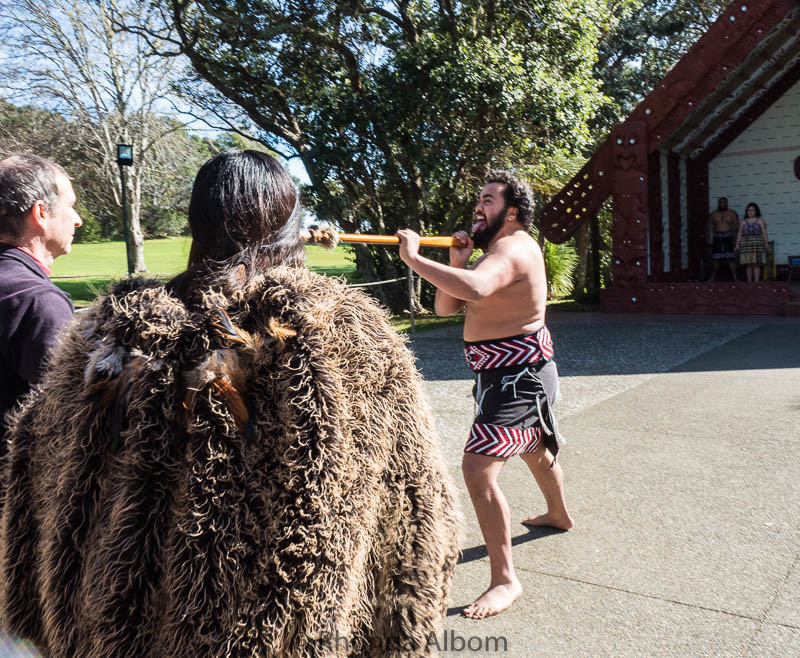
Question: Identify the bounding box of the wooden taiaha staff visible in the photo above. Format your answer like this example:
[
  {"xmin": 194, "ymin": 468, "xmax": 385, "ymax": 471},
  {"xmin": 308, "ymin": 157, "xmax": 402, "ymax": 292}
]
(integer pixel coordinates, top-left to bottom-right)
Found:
[{"xmin": 300, "ymin": 227, "xmax": 466, "ymax": 249}]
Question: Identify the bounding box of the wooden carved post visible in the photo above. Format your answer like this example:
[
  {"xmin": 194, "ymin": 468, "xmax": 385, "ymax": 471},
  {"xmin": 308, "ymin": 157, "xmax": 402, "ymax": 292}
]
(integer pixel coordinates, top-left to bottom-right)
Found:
[
  {"xmin": 605, "ymin": 120, "xmax": 650, "ymax": 311},
  {"xmin": 591, "ymin": 212, "xmax": 601, "ymax": 301},
  {"xmin": 687, "ymin": 159, "xmax": 710, "ymax": 280}
]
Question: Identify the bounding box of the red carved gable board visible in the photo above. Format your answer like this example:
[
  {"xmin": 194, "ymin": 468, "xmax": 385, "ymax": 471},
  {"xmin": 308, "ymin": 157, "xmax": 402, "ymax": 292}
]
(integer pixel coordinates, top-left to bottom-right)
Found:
[{"xmin": 541, "ymin": 0, "xmax": 798, "ymax": 243}]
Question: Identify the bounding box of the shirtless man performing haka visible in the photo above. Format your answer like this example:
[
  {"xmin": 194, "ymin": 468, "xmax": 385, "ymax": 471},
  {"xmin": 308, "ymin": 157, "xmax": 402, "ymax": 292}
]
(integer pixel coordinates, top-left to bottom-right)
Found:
[
  {"xmin": 707, "ymin": 197, "xmax": 739, "ymax": 281},
  {"xmin": 397, "ymin": 170, "xmax": 572, "ymax": 620}
]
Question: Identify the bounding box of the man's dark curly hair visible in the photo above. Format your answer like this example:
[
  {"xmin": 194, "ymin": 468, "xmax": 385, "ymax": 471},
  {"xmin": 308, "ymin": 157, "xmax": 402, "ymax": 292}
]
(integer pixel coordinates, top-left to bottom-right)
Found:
[{"xmin": 484, "ymin": 170, "xmax": 535, "ymax": 231}]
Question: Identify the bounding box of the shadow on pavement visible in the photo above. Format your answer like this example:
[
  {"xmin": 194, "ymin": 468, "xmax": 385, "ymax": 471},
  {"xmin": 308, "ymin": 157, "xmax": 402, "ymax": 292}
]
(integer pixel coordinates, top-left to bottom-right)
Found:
[
  {"xmin": 411, "ymin": 316, "xmax": 800, "ymax": 381},
  {"xmin": 446, "ymin": 605, "xmax": 468, "ymax": 617},
  {"xmin": 448, "ymin": 526, "xmax": 567, "ymax": 617},
  {"xmin": 670, "ymin": 325, "xmax": 800, "ymax": 372},
  {"xmin": 457, "ymin": 526, "xmax": 567, "ymax": 565}
]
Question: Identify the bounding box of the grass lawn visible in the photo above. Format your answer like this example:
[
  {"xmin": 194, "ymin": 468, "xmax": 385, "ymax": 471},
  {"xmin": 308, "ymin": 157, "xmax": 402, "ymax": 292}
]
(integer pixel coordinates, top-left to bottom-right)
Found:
[
  {"xmin": 51, "ymin": 238, "xmax": 358, "ymax": 305},
  {"xmin": 391, "ymin": 313, "xmax": 464, "ymax": 334},
  {"xmin": 51, "ymin": 237, "xmax": 193, "ymax": 279}
]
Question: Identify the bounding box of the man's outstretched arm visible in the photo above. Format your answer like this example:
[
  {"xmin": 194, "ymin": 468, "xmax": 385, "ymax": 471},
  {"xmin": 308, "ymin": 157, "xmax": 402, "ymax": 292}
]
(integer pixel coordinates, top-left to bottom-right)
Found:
[{"xmin": 396, "ymin": 229, "xmax": 517, "ymax": 305}]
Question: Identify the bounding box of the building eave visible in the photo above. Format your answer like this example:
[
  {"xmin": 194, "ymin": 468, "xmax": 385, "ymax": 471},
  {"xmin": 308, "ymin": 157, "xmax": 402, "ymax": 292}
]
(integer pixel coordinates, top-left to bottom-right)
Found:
[{"xmin": 541, "ymin": 0, "xmax": 798, "ymax": 243}]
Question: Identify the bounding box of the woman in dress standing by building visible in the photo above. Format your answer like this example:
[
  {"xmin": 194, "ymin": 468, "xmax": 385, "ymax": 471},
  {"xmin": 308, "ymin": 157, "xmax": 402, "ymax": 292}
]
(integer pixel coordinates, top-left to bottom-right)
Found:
[{"xmin": 735, "ymin": 202, "xmax": 770, "ymax": 283}]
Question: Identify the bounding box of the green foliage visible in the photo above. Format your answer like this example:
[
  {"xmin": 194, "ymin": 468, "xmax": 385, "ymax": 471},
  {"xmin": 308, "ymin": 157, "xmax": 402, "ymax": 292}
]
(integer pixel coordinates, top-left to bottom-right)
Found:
[
  {"xmin": 155, "ymin": 0, "xmax": 610, "ymax": 308},
  {"xmin": 51, "ymin": 277, "xmax": 111, "ymax": 305},
  {"xmin": 0, "ymin": 98, "xmax": 223, "ymax": 244},
  {"xmin": 544, "ymin": 240, "xmax": 579, "ymax": 300},
  {"xmin": 593, "ymin": 0, "xmax": 728, "ymax": 135},
  {"xmin": 0, "ymin": 98, "xmax": 115, "ymax": 234},
  {"xmin": 597, "ymin": 200, "xmax": 614, "ymax": 286},
  {"xmin": 73, "ymin": 201, "xmax": 105, "ymax": 243},
  {"xmin": 211, "ymin": 132, "xmax": 280, "ymax": 156},
  {"xmin": 141, "ymin": 208, "xmax": 189, "ymax": 238},
  {"xmin": 4, "ymin": 0, "xmax": 734, "ymax": 302},
  {"xmin": 0, "ymin": 99, "xmax": 72, "ymax": 156}
]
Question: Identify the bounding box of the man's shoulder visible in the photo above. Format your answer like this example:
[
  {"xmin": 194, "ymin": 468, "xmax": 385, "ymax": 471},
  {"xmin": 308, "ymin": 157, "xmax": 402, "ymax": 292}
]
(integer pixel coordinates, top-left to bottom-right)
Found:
[
  {"xmin": 0, "ymin": 256, "xmax": 71, "ymax": 312},
  {"xmin": 1, "ymin": 278, "xmax": 72, "ymax": 317},
  {"xmin": 0, "ymin": 246, "xmax": 34, "ymax": 268},
  {"xmin": 491, "ymin": 231, "xmax": 541, "ymax": 258},
  {"xmin": 0, "ymin": 256, "xmax": 39, "ymax": 293},
  {"xmin": 0, "ymin": 247, "xmax": 49, "ymax": 281}
]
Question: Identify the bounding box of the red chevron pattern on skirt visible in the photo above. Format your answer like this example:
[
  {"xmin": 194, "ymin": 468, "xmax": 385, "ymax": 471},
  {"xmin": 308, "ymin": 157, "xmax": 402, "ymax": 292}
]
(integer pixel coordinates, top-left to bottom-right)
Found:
[
  {"xmin": 465, "ymin": 422, "xmax": 542, "ymax": 457},
  {"xmin": 464, "ymin": 326, "xmax": 554, "ymax": 372}
]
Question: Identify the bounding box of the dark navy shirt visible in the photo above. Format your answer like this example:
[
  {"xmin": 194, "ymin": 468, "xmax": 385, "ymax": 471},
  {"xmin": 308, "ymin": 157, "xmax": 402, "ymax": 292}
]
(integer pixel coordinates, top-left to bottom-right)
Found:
[{"xmin": 0, "ymin": 245, "xmax": 73, "ymax": 439}]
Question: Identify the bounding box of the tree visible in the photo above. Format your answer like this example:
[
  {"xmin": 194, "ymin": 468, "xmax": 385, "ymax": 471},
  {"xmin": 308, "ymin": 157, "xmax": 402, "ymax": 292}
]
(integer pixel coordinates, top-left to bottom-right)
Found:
[
  {"xmin": 126, "ymin": 0, "xmax": 609, "ymax": 307},
  {"xmin": 592, "ymin": 0, "xmax": 728, "ymax": 136},
  {"xmin": 0, "ymin": 98, "xmax": 209, "ymax": 243},
  {"xmin": 0, "ymin": 98, "xmax": 118, "ymax": 237},
  {"xmin": 137, "ymin": 123, "xmax": 214, "ymax": 238},
  {"xmin": 0, "ymin": 0, "xmax": 191, "ymax": 272}
]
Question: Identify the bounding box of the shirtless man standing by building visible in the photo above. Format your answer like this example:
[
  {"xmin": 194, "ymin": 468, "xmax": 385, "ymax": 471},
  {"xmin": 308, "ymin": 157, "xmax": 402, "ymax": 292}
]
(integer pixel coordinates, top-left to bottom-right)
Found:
[
  {"xmin": 707, "ymin": 197, "xmax": 739, "ymax": 281},
  {"xmin": 397, "ymin": 170, "xmax": 572, "ymax": 620}
]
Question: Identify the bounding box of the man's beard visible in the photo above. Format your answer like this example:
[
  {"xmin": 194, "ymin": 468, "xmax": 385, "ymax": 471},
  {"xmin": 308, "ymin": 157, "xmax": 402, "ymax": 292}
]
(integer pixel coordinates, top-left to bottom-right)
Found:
[{"xmin": 471, "ymin": 207, "xmax": 506, "ymax": 249}]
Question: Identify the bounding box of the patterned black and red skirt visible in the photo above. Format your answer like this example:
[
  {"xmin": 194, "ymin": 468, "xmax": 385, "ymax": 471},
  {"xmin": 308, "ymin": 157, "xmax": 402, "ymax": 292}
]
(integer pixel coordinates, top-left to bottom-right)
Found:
[{"xmin": 463, "ymin": 326, "xmax": 562, "ymax": 461}]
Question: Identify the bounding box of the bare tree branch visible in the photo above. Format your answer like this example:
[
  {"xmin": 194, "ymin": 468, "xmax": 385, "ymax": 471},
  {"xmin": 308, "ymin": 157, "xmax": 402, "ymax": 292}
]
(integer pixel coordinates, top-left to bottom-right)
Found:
[{"xmin": 0, "ymin": 0, "xmax": 193, "ymax": 273}]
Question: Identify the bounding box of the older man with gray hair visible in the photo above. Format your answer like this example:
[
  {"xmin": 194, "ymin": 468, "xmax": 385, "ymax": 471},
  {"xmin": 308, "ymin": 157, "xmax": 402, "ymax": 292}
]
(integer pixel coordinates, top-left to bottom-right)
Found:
[{"xmin": 0, "ymin": 154, "xmax": 82, "ymax": 447}]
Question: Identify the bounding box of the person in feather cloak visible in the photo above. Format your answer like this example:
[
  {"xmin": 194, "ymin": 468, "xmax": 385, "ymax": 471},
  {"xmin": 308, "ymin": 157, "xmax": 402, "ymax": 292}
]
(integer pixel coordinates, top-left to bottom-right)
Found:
[{"xmin": 0, "ymin": 150, "xmax": 460, "ymax": 657}]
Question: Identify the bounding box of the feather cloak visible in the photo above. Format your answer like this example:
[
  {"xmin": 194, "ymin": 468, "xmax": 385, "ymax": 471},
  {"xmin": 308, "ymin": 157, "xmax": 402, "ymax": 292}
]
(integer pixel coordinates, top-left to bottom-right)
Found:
[{"xmin": 0, "ymin": 266, "xmax": 459, "ymax": 657}]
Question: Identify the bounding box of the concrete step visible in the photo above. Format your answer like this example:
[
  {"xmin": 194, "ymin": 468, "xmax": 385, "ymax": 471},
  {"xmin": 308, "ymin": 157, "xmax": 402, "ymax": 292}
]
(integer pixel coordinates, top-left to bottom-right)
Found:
[{"xmin": 785, "ymin": 301, "xmax": 800, "ymax": 317}]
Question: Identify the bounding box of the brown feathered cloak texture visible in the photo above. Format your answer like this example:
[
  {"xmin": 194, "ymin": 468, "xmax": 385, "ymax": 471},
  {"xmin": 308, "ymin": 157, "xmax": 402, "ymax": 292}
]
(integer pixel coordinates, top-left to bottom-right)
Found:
[{"xmin": 0, "ymin": 266, "xmax": 459, "ymax": 657}]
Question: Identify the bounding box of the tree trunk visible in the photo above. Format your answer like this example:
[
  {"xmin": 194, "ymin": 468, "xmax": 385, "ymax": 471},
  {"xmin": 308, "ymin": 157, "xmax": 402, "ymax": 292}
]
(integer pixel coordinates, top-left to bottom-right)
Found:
[
  {"xmin": 128, "ymin": 207, "xmax": 147, "ymax": 273},
  {"xmin": 130, "ymin": 167, "xmax": 146, "ymax": 273}
]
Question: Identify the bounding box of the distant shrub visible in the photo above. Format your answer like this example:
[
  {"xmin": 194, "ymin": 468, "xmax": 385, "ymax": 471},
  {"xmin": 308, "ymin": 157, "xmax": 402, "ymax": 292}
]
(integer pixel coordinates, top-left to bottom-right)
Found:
[
  {"xmin": 73, "ymin": 201, "xmax": 105, "ymax": 243},
  {"xmin": 142, "ymin": 208, "xmax": 188, "ymax": 238},
  {"xmin": 544, "ymin": 240, "xmax": 578, "ymax": 300}
]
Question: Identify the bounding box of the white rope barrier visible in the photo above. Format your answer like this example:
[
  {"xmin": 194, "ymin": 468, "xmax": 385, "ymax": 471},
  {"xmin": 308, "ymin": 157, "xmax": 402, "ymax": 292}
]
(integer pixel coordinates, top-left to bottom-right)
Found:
[{"xmin": 346, "ymin": 276, "xmax": 408, "ymax": 288}]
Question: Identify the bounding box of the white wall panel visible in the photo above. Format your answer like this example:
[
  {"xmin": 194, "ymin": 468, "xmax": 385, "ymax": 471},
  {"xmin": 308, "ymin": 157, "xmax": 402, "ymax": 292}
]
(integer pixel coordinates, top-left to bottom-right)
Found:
[{"xmin": 709, "ymin": 78, "xmax": 800, "ymax": 263}]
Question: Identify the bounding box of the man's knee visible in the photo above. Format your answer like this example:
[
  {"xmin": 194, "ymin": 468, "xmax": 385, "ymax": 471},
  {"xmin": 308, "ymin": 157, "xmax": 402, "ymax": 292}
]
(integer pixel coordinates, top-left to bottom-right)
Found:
[{"xmin": 521, "ymin": 443, "xmax": 551, "ymax": 467}]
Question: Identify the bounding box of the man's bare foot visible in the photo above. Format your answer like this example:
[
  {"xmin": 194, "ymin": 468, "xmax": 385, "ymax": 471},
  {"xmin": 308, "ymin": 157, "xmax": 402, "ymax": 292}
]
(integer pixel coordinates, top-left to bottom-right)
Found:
[
  {"xmin": 521, "ymin": 512, "xmax": 574, "ymax": 530},
  {"xmin": 462, "ymin": 579, "xmax": 522, "ymax": 619}
]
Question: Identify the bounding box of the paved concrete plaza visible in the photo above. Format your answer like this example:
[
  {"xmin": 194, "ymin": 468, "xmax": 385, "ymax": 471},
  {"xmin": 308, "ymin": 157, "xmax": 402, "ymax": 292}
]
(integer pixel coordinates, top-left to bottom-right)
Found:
[{"xmin": 409, "ymin": 312, "xmax": 800, "ymax": 657}]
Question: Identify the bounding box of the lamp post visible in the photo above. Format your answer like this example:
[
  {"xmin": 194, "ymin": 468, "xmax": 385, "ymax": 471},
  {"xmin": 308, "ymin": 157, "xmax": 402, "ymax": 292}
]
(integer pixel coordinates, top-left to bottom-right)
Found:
[{"xmin": 116, "ymin": 144, "xmax": 134, "ymax": 275}]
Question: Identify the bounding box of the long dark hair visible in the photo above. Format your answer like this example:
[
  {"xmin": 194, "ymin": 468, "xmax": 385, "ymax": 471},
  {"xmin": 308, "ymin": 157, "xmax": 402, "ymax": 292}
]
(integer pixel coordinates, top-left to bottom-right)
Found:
[
  {"xmin": 744, "ymin": 202, "xmax": 762, "ymax": 219},
  {"xmin": 169, "ymin": 149, "xmax": 304, "ymax": 300}
]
